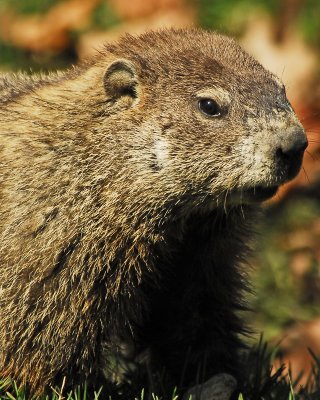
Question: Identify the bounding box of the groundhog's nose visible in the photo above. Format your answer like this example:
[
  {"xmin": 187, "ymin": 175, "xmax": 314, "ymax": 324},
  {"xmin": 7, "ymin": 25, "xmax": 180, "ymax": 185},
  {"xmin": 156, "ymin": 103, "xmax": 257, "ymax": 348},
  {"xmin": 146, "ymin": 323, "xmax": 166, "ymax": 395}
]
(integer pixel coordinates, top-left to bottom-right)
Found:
[
  {"xmin": 275, "ymin": 127, "xmax": 307, "ymax": 180},
  {"xmin": 276, "ymin": 127, "xmax": 308, "ymax": 160}
]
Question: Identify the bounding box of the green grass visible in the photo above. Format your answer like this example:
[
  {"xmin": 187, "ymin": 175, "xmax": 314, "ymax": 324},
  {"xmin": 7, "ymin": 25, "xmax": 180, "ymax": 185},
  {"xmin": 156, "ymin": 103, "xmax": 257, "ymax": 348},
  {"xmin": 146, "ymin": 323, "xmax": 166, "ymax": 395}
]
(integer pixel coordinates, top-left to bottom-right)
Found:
[
  {"xmin": 0, "ymin": 0, "xmax": 58, "ymax": 15},
  {"xmin": 249, "ymin": 192, "xmax": 320, "ymax": 341},
  {"xmin": 197, "ymin": 0, "xmax": 320, "ymax": 47},
  {"xmin": 1, "ymin": 340, "xmax": 319, "ymax": 400}
]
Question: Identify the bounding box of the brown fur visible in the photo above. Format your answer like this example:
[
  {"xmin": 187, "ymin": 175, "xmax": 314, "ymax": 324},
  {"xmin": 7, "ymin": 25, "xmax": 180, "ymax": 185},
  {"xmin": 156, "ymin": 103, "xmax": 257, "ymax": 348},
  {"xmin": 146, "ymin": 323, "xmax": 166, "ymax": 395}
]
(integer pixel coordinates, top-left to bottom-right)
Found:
[{"xmin": 0, "ymin": 29, "xmax": 306, "ymax": 397}]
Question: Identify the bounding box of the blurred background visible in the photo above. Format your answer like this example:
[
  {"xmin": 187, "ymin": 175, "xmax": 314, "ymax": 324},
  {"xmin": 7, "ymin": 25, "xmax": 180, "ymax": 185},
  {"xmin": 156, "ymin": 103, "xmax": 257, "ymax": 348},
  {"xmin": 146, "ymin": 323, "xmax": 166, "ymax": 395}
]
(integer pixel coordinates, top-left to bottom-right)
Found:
[{"xmin": 0, "ymin": 0, "xmax": 319, "ymax": 386}]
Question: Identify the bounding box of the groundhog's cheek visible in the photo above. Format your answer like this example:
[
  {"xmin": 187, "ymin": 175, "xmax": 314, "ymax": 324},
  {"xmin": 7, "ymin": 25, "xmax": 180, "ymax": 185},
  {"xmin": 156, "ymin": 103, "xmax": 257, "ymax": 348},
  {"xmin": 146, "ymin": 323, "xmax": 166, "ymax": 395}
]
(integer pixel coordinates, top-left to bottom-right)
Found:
[{"xmin": 234, "ymin": 136, "xmax": 276, "ymax": 185}]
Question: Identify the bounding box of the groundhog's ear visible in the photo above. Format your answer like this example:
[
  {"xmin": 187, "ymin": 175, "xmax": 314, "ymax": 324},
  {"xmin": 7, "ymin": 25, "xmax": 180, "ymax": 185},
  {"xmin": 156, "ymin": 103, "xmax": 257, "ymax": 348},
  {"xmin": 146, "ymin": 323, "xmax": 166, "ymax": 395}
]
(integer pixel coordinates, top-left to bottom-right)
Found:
[{"xmin": 103, "ymin": 60, "xmax": 138, "ymax": 104}]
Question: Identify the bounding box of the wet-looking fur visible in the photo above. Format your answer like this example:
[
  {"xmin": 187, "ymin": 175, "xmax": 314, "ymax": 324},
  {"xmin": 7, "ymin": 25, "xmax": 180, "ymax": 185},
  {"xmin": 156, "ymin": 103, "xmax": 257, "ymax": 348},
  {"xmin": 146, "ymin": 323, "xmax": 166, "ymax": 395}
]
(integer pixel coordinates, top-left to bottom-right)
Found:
[{"xmin": 0, "ymin": 29, "xmax": 306, "ymax": 397}]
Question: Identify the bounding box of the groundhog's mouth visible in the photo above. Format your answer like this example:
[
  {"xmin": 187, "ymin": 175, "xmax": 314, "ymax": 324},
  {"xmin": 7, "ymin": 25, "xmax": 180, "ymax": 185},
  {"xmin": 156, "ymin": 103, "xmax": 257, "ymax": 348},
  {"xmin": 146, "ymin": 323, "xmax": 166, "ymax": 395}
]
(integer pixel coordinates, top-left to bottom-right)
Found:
[{"xmin": 243, "ymin": 185, "xmax": 279, "ymax": 202}]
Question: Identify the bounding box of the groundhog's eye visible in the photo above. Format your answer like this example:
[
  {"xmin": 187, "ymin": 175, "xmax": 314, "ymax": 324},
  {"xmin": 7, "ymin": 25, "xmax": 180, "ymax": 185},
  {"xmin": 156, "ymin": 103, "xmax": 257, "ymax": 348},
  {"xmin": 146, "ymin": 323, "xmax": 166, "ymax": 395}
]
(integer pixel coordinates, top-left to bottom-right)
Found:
[{"xmin": 198, "ymin": 98, "xmax": 221, "ymax": 117}]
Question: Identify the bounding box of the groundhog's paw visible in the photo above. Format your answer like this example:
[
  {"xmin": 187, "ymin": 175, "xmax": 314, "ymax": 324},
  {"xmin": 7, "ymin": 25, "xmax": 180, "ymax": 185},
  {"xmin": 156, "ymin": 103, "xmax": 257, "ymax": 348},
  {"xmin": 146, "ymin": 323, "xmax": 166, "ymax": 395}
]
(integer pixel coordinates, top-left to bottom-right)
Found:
[{"xmin": 183, "ymin": 373, "xmax": 237, "ymax": 400}]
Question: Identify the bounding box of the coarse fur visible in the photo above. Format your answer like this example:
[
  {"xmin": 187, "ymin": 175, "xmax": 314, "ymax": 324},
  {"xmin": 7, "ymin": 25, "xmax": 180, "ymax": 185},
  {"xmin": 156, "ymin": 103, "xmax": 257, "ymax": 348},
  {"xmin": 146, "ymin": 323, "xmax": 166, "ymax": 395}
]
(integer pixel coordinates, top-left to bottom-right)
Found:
[{"xmin": 0, "ymin": 28, "xmax": 306, "ymax": 397}]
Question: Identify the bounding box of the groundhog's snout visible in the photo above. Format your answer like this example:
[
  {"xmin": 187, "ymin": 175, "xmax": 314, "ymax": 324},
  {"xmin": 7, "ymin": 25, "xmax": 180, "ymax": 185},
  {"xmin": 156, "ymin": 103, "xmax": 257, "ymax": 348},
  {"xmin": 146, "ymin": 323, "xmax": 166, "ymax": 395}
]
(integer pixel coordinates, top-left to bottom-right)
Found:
[
  {"xmin": 275, "ymin": 126, "xmax": 308, "ymax": 180},
  {"xmin": 277, "ymin": 127, "xmax": 308, "ymax": 159},
  {"xmin": 236, "ymin": 123, "xmax": 307, "ymax": 203}
]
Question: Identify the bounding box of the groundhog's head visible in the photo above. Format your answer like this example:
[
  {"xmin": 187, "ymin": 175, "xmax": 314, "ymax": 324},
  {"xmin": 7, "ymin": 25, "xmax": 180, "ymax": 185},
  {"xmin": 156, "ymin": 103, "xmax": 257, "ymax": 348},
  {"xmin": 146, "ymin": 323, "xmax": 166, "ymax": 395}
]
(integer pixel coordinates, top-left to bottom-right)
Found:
[{"xmin": 98, "ymin": 29, "xmax": 307, "ymax": 208}]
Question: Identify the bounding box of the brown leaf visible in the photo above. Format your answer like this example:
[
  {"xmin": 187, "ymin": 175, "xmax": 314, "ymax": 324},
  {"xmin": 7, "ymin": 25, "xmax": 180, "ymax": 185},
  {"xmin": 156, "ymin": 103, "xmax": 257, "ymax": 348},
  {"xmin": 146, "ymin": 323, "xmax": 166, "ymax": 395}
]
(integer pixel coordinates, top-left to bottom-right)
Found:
[
  {"xmin": 109, "ymin": 0, "xmax": 184, "ymax": 20},
  {"xmin": 273, "ymin": 318, "xmax": 320, "ymax": 386},
  {"xmin": 0, "ymin": 0, "xmax": 101, "ymax": 52}
]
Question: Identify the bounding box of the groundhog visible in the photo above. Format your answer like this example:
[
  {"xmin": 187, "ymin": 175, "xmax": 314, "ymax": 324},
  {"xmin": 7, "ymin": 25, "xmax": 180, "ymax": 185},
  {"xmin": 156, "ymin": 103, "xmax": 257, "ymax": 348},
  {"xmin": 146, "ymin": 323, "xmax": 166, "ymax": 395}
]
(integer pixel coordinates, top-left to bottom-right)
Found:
[{"xmin": 0, "ymin": 28, "xmax": 307, "ymax": 398}]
